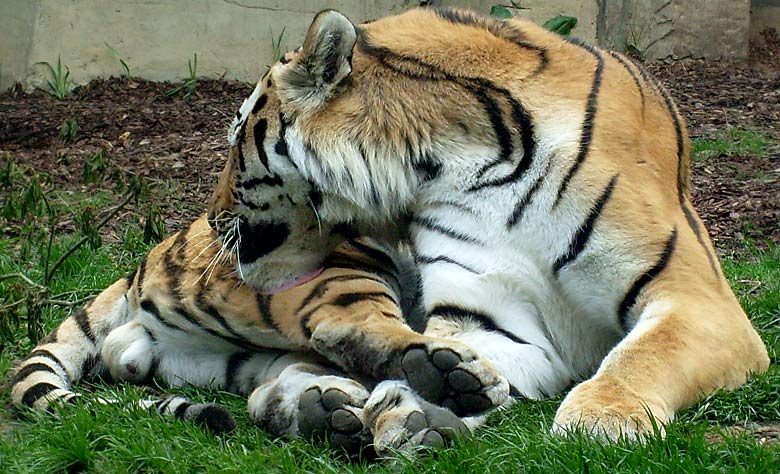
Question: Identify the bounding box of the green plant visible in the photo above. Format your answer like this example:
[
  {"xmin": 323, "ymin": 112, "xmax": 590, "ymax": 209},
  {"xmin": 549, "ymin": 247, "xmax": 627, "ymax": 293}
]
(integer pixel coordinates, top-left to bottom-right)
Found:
[
  {"xmin": 490, "ymin": 5, "xmax": 578, "ymax": 36},
  {"xmin": 83, "ymin": 149, "xmax": 110, "ymax": 184},
  {"xmin": 59, "ymin": 117, "xmax": 79, "ymax": 142},
  {"xmin": 543, "ymin": 15, "xmax": 578, "ymax": 35},
  {"xmin": 490, "ymin": 5, "xmax": 513, "ymax": 19},
  {"xmin": 105, "ymin": 42, "xmax": 131, "ymax": 77},
  {"xmin": 270, "ymin": 27, "xmax": 287, "ymax": 63},
  {"xmin": 38, "ymin": 55, "xmax": 73, "ymax": 99},
  {"xmin": 166, "ymin": 53, "xmax": 199, "ymax": 98},
  {"xmin": 142, "ymin": 204, "xmax": 165, "ymax": 244}
]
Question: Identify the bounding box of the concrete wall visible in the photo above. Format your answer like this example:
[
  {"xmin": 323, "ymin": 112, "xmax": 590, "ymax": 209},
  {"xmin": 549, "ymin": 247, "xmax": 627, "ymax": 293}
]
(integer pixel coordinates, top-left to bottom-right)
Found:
[
  {"xmin": 752, "ymin": 0, "xmax": 780, "ymax": 40},
  {"xmin": 599, "ymin": 0, "xmax": 752, "ymax": 59},
  {"xmin": 1, "ymin": 0, "xmax": 776, "ymax": 92},
  {"xmin": 0, "ymin": 0, "xmax": 420, "ymax": 91}
]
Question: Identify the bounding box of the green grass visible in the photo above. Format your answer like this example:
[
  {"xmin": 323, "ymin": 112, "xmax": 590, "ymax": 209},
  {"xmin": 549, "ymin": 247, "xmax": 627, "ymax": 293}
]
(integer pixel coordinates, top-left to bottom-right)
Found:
[
  {"xmin": 1, "ymin": 230, "xmax": 779, "ymax": 472},
  {"xmin": 692, "ymin": 128, "xmax": 780, "ymax": 161},
  {"xmin": 1, "ymin": 159, "xmax": 779, "ymax": 472}
]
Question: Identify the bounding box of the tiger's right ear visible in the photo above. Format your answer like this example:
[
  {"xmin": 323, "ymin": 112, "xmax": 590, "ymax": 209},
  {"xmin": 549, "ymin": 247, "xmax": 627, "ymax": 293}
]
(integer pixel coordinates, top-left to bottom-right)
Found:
[{"xmin": 276, "ymin": 10, "xmax": 356, "ymax": 114}]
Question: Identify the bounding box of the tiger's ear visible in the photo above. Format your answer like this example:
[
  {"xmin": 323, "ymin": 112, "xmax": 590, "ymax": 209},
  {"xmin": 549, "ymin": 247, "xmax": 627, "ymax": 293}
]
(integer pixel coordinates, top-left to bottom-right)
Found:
[{"xmin": 276, "ymin": 10, "xmax": 356, "ymax": 113}]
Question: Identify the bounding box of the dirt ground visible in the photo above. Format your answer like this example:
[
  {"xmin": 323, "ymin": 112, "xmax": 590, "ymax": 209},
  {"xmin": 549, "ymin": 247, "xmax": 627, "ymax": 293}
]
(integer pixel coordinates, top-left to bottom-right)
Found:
[{"xmin": 1, "ymin": 33, "xmax": 778, "ymax": 253}]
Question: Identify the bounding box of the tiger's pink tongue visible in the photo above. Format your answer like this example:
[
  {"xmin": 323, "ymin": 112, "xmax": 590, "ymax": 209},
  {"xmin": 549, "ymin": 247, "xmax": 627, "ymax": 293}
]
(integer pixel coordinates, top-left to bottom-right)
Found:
[{"xmin": 263, "ymin": 267, "xmax": 324, "ymax": 295}]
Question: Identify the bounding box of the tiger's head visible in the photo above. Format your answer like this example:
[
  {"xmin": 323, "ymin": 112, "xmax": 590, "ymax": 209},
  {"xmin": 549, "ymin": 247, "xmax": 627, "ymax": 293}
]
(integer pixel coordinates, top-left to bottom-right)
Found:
[
  {"xmin": 206, "ymin": 46, "xmax": 359, "ymax": 294},
  {"xmin": 210, "ymin": 7, "xmax": 548, "ymax": 288}
]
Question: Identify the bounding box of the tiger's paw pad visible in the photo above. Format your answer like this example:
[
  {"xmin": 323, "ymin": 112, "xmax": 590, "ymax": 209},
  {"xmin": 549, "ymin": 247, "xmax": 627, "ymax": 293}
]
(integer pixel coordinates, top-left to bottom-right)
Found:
[
  {"xmin": 365, "ymin": 381, "xmax": 469, "ymax": 457},
  {"xmin": 401, "ymin": 344, "xmax": 509, "ymax": 416},
  {"xmin": 297, "ymin": 377, "xmax": 372, "ymax": 454}
]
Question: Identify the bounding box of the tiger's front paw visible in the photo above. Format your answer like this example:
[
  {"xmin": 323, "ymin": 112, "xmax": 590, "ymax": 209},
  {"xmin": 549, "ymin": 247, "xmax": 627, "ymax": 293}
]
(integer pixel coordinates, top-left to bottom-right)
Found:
[
  {"xmin": 401, "ymin": 341, "xmax": 509, "ymax": 416},
  {"xmin": 552, "ymin": 377, "xmax": 671, "ymax": 441},
  {"xmin": 365, "ymin": 381, "xmax": 469, "ymax": 457},
  {"xmin": 102, "ymin": 321, "xmax": 157, "ymax": 384}
]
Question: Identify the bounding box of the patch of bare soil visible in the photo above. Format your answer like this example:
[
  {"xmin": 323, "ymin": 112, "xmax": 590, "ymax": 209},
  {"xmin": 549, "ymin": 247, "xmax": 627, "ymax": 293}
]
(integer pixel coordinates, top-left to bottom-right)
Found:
[{"xmin": 1, "ymin": 36, "xmax": 778, "ymax": 251}]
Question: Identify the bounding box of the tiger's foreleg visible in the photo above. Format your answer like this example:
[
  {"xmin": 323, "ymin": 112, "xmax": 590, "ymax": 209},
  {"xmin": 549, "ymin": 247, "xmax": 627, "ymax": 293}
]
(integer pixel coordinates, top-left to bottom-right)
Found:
[
  {"xmin": 10, "ymin": 278, "xmax": 132, "ymax": 411},
  {"xmin": 553, "ymin": 264, "xmax": 769, "ymax": 440},
  {"xmin": 288, "ymin": 269, "xmax": 509, "ymax": 417}
]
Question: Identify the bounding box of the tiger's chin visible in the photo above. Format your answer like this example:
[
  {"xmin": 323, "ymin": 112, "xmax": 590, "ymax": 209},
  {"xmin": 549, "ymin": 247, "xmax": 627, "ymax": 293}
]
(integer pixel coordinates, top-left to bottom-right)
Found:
[{"xmin": 237, "ymin": 261, "xmax": 326, "ymax": 295}]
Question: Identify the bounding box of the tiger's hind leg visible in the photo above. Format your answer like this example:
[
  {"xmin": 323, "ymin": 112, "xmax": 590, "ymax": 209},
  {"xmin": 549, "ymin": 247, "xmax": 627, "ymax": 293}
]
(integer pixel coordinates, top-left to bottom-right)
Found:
[
  {"xmin": 101, "ymin": 322, "xmax": 373, "ymax": 452},
  {"xmin": 248, "ymin": 358, "xmax": 372, "ymax": 454},
  {"xmin": 10, "ymin": 278, "xmax": 132, "ymax": 412}
]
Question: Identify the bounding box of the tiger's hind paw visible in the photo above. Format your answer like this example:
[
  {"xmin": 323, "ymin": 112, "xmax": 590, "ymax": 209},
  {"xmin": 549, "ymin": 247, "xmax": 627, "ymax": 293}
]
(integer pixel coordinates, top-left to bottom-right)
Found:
[
  {"xmin": 102, "ymin": 321, "xmax": 157, "ymax": 384},
  {"xmin": 365, "ymin": 380, "xmax": 469, "ymax": 457},
  {"xmin": 401, "ymin": 342, "xmax": 509, "ymax": 416},
  {"xmin": 297, "ymin": 376, "xmax": 372, "ymax": 454}
]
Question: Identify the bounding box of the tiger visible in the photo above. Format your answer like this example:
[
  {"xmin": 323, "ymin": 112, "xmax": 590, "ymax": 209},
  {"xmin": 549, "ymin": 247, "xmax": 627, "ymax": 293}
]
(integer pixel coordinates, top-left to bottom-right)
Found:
[
  {"xmin": 10, "ymin": 167, "xmax": 509, "ymax": 454},
  {"xmin": 206, "ymin": 6, "xmax": 770, "ymax": 441}
]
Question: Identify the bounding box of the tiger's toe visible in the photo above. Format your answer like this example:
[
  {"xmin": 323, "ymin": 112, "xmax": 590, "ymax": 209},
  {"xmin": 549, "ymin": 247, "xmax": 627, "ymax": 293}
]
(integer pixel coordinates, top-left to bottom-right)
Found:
[
  {"xmin": 297, "ymin": 379, "xmax": 372, "ymax": 454},
  {"xmin": 401, "ymin": 344, "xmax": 508, "ymax": 417},
  {"xmin": 365, "ymin": 380, "xmax": 469, "ymax": 457}
]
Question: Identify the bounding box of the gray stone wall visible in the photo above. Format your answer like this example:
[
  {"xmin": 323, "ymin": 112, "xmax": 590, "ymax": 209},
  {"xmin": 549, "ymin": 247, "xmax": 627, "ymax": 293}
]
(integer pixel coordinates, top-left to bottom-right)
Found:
[
  {"xmin": 599, "ymin": 0, "xmax": 751, "ymax": 59},
  {"xmin": 1, "ymin": 0, "xmax": 777, "ymax": 91}
]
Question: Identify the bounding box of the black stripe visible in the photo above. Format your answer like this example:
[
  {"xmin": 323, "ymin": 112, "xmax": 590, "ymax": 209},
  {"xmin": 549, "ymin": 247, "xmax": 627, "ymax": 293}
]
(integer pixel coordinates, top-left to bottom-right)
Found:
[
  {"xmin": 410, "ymin": 216, "xmax": 481, "ymax": 244},
  {"xmin": 552, "ymin": 39, "xmax": 604, "ymax": 208},
  {"xmin": 346, "ymin": 239, "xmax": 398, "ymax": 271},
  {"xmin": 356, "ymin": 30, "xmax": 536, "ymax": 193},
  {"xmin": 253, "ymin": 119, "xmax": 271, "ymax": 172},
  {"xmin": 236, "ymin": 118, "xmax": 248, "ymax": 173},
  {"xmin": 618, "ymin": 227, "xmax": 678, "ymax": 332},
  {"xmin": 28, "ymin": 349, "xmax": 68, "ymax": 375},
  {"xmin": 21, "ymin": 382, "xmax": 58, "ymax": 407},
  {"xmin": 224, "ymin": 352, "xmax": 252, "ymax": 393},
  {"xmin": 553, "ymin": 175, "xmax": 618, "ymax": 274},
  {"xmin": 414, "ymin": 254, "xmax": 479, "ymax": 274},
  {"xmin": 140, "ymin": 300, "xmax": 185, "ymax": 332},
  {"xmin": 471, "ymin": 86, "xmax": 513, "ymax": 179},
  {"xmin": 241, "ymin": 174, "xmax": 284, "ymax": 189},
  {"xmin": 322, "ymin": 254, "xmax": 399, "ymax": 291},
  {"xmin": 294, "ymin": 274, "xmax": 386, "ymax": 314},
  {"xmin": 73, "ymin": 309, "xmax": 96, "ymax": 344},
  {"xmin": 646, "ymin": 73, "xmax": 720, "ymax": 278},
  {"xmin": 81, "ymin": 353, "xmax": 101, "ymax": 381},
  {"xmin": 430, "ymin": 7, "xmax": 549, "ymax": 73},
  {"xmin": 429, "ymin": 305, "xmax": 529, "ymax": 346},
  {"xmin": 414, "ymin": 153, "xmax": 442, "ymax": 182},
  {"xmin": 506, "ymin": 161, "xmax": 551, "ymax": 229},
  {"xmin": 12, "ymin": 363, "xmax": 57, "ymax": 385},
  {"xmin": 275, "ymin": 112, "xmax": 290, "ymax": 157},
  {"xmin": 124, "ymin": 267, "xmax": 138, "ymax": 285},
  {"xmin": 141, "ymin": 357, "xmax": 159, "ymax": 386},
  {"xmin": 469, "ymin": 84, "xmax": 536, "ymax": 191},
  {"xmin": 331, "ymin": 291, "xmax": 395, "ymax": 308},
  {"xmin": 136, "ymin": 257, "xmax": 148, "ymax": 296},
  {"xmin": 255, "ymin": 293, "xmax": 281, "ymax": 333},
  {"xmin": 174, "ymin": 402, "xmax": 192, "ymax": 419},
  {"xmin": 164, "ymin": 229, "xmax": 188, "ymax": 301},
  {"xmin": 607, "ymin": 51, "xmax": 646, "ymax": 114},
  {"xmin": 198, "ymin": 300, "xmax": 251, "ymax": 345},
  {"xmin": 237, "ymin": 144, "xmax": 247, "ymax": 173},
  {"xmin": 251, "ymin": 94, "xmax": 268, "ymax": 114}
]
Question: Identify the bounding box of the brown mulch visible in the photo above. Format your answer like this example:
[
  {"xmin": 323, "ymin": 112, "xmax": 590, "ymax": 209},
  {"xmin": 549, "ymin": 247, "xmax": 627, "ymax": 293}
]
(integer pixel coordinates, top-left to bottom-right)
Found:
[{"xmin": 1, "ymin": 36, "xmax": 778, "ymax": 252}]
